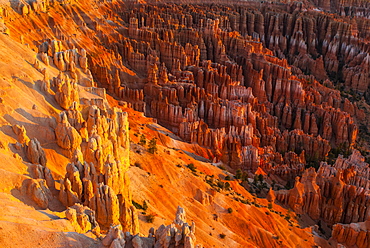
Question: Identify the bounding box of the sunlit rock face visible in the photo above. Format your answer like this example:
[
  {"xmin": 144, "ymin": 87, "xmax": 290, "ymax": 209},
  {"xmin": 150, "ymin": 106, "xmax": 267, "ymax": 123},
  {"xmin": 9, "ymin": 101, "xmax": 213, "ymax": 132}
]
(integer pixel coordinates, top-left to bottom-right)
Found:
[{"xmin": 0, "ymin": 0, "xmax": 369, "ymax": 247}]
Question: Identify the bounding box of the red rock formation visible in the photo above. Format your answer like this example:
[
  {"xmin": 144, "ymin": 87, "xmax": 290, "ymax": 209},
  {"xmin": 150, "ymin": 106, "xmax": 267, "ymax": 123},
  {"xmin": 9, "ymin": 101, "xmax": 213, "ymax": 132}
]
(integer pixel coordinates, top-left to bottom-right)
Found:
[
  {"xmin": 330, "ymin": 217, "xmax": 370, "ymax": 248},
  {"xmin": 55, "ymin": 112, "xmax": 82, "ymax": 157},
  {"xmin": 54, "ymin": 73, "xmax": 79, "ymax": 110},
  {"xmin": 276, "ymin": 150, "xmax": 370, "ymax": 227},
  {"xmin": 65, "ymin": 204, "xmax": 100, "ymax": 235},
  {"xmin": 57, "ymin": 100, "xmax": 137, "ymax": 232},
  {"xmin": 26, "ymin": 138, "xmax": 47, "ymax": 167},
  {"xmin": 92, "ymin": 4, "xmax": 362, "ymax": 184},
  {"xmin": 22, "ymin": 178, "xmax": 52, "ymax": 209}
]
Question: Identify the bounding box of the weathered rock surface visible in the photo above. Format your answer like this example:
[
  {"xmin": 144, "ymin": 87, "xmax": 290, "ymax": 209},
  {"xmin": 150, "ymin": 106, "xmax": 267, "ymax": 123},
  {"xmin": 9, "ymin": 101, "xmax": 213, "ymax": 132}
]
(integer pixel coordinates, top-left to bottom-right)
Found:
[
  {"xmin": 12, "ymin": 124, "xmax": 30, "ymax": 145},
  {"xmin": 330, "ymin": 217, "xmax": 370, "ymax": 248},
  {"xmin": 58, "ymin": 101, "xmax": 137, "ymax": 232},
  {"xmin": 27, "ymin": 163, "xmax": 55, "ymax": 189},
  {"xmin": 55, "ymin": 112, "xmax": 82, "ymax": 156},
  {"xmin": 102, "ymin": 206, "xmax": 196, "ymax": 248},
  {"xmin": 276, "ymin": 150, "xmax": 370, "ymax": 227},
  {"xmin": 54, "ymin": 74, "xmax": 79, "ymax": 110},
  {"xmin": 21, "ymin": 178, "xmax": 52, "ymax": 209},
  {"xmin": 26, "ymin": 138, "xmax": 47, "ymax": 166},
  {"xmin": 65, "ymin": 203, "xmax": 100, "ymax": 235}
]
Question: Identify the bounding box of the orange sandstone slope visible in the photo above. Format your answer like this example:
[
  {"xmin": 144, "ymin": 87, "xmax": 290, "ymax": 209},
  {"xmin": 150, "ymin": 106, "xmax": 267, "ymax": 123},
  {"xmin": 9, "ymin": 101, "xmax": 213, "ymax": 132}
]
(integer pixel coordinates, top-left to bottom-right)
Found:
[{"xmin": 0, "ymin": 0, "xmax": 368, "ymax": 247}]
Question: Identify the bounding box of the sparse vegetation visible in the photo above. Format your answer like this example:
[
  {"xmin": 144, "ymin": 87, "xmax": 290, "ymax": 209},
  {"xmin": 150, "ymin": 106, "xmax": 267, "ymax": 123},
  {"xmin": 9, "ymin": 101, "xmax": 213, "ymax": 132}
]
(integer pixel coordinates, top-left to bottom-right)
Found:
[
  {"xmin": 285, "ymin": 210, "xmax": 292, "ymax": 221},
  {"xmin": 219, "ymin": 233, "xmax": 226, "ymax": 239},
  {"xmin": 134, "ymin": 161, "xmax": 142, "ymax": 168},
  {"xmin": 227, "ymin": 207, "xmax": 233, "ymax": 213},
  {"xmin": 139, "ymin": 134, "xmax": 146, "ymax": 146},
  {"xmin": 268, "ymin": 202, "xmax": 273, "ymax": 210},
  {"xmin": 187, "ymin": 163, "xmax": 197, "ymax": 172},
  {"xmin": 132, "ymin": 200, "xmax": 148, "ymax": 212},
  {"xmin": 224, "ymin": 182, "xmax": 230, "ymax": 190},
  {"xmin": 132, "ymin": 200, "xmax": 144, "ymax": 210},
  {"xmin": 142, "ymin": 201, "xmax": 148, "ymax": 211},
  {"xmin": 148, "ymin": 138, "xmax": 157, "ymax": 154},
  {"xmin": 253, "ymin": 174, "xmax": 259, "ymax": 184},
  {"xmin": 235, "ymin": 169, "xmax": 242, "ymax": 179},
  {"xmin": 146, "ymin": 214, "xmax": 155, "ymax": 223}
]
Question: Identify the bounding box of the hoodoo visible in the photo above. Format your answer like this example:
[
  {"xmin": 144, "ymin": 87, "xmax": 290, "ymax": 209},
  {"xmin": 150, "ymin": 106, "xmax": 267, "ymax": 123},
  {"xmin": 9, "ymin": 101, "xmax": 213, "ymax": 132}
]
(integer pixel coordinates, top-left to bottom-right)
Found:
[{"xmin": 0, "ymin": 0, "xmax": 369, "ymax": 247}]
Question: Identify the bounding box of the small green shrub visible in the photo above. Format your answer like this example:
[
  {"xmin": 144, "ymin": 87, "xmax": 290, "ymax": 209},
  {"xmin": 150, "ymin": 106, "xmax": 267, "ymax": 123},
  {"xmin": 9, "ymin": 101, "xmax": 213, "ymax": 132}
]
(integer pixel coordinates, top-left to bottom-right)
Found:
[
  {"xmin": 224, "ymin": 182, "xmax": 230, "ymax": 190},
  {"xmin": 132, "ymin": 200, "xmax": 148, "ymax": 211},
  {"xmin": 217, "ymin": 181, "xmax": 225, "ymax": 189},
  {"xmin": 268, "ymin": 202, "xmax": 273, "ymax": 210},
  {"xmin": 285, "ymin": 210, "xmax": 292, "ymax": 221},
  {"xmin": 132, "ymin": 200, "xmax": 143, "ymax": 210},
  {"xmin": 219, "ymin": 233, "xmax": 226, "ymax": 239},
  {"xmin": 146, "ymin": 214, "xmax": 155, "ymax": 223},
  {"xmin": 235, "ymin": 169, "xmax": 242, "ymax": 179},
  {"xmin": 258, "ymin": 174, "xmax": 264, "ymax": 182},
  {"xmin": 187, "ymin": 163, "xmax": 197, "ymax": 172},
  {"xmin": 148, "ymin": 138, "xmax": 157, "ymax": 154},
  {"xmin": 227, "ymin": 208, "xmax": 233, "ymax": 213},
  {"xmin": 139, "ymin": 134, "xmax": 146, "ymax": 146},
  {"xmin": 142, "ymin": 201, "xmax": 148, "ymax": 211}
]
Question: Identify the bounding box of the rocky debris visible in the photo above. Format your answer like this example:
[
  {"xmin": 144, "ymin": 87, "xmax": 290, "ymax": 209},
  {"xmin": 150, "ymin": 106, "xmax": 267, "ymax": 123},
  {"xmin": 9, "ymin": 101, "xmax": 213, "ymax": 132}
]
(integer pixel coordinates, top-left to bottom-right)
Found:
[
  {"xmin": 101, "ymin": 206, "xmax": 196, "ymax": 248},
  {"xmin": 66, "ymin": 203, "xmax": 100, "ymax": 235},
  {"xmin": 154, "ymin": 206, "xmax": 196, "ymax": 248},
  {"xmin": 26, "ymin": 138, "xmax": 47, "ymax": 166},
  {"xmin": 276, "ymin": 168, "xmax": 321, "ymax": 220},
  {"xmin": 59, "ymin": 178, "xmax": 80, "ymax": 207},
  {"xmin": 102, "ymin": 224, "xmax": 126, "ymax": 248},
  {"xmin": 79, "ymin": 49, "xmax": 89, "ymax": 72},
  {"xmin": 39, "ymin": 52, "xmax": 49, "ymax": 66},
  {"xmin": 41, "ymin": 68, "xmax": 50, "ymax": 92},
  {"xmin": 195, "ymin": 189, "xmax": 213, "ymax": 205},
  {"xmin": 95, "ymin": 184, "xmax": 121, "ymax": 228},
  {"xmin": 59, "ymin": 159, "xmax": 137, "ymax": 230}
]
